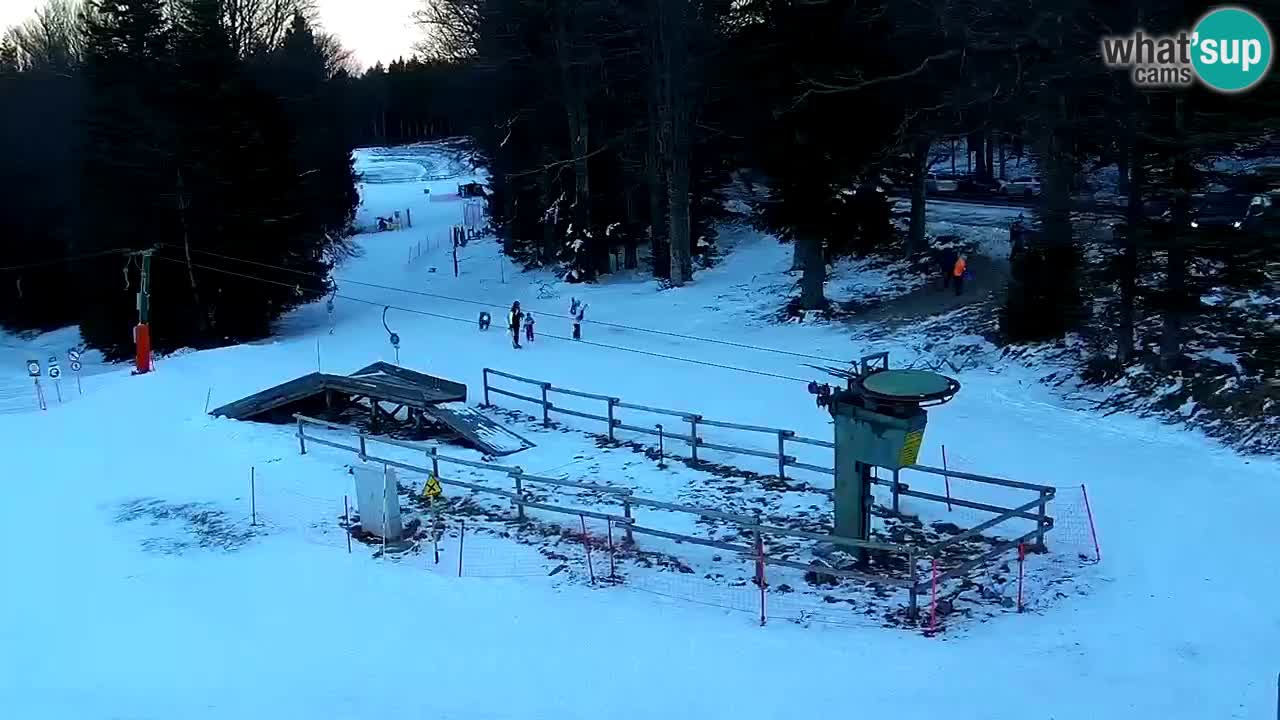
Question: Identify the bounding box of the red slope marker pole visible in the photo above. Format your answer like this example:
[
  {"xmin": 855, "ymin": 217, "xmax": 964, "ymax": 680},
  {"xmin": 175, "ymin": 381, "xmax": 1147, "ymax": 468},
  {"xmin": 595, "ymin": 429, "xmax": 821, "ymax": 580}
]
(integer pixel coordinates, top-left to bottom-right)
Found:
[
  {"xmin": 941, "ymin": 445, "xmax": 953, "ymax": 512},
  {"xmin": 1081, "ymin": 483, "xmax": 1101, "ymax": 562}
]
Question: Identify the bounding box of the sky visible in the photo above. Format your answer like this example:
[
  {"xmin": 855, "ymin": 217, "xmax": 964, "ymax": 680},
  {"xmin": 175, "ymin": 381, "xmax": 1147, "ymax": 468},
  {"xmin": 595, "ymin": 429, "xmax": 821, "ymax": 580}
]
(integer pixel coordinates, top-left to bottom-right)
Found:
[{"xmin": 0, "ymin": 0, "xmax": 420, "ymax": 71}]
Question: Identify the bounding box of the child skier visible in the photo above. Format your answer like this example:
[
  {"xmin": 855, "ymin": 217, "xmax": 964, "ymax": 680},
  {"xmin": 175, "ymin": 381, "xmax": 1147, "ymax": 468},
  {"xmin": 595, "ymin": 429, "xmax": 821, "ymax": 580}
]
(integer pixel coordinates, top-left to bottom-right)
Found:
[
  {"xmin": 569, "ymin": 298, "xmax": 587, "ymax": 340},
  {"xmin": 524, "ymin": 312, "xmax": 536, "ymax": 342}
]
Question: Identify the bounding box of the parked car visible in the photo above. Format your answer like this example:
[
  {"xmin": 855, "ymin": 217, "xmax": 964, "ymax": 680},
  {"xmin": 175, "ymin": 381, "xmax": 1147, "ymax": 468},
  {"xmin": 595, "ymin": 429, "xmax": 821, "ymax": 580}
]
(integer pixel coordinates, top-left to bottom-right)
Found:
[
  {"xmin": 926, "ymin": 173, "xmax": 958, "ymax": 193},
  {"xmin": 957, "ymin": 176, "xmax": 1002, "ymax": 194},
  {"xmin": 999, "ymin": 176, "xmax": 1042, "ymax": 197}
]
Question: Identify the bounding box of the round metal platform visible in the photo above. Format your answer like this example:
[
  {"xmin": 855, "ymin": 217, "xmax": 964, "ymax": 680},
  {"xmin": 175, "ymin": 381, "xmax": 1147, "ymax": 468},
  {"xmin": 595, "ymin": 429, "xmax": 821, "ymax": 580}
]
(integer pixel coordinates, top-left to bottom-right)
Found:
[{"xmin": 858, "ymin": 369, "xmax": 960, "ymax": 404}]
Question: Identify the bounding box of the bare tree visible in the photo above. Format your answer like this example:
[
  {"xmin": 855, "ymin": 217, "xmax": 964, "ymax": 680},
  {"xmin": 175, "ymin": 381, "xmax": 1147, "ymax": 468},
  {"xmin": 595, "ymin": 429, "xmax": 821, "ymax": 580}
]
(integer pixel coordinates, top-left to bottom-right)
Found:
[
  {"xmin": 6, "ymin": 0, "xmax": 85, "ymax": 72},
  {"xmin": 222, "ymin": 0, "xmax": 316, "ymax": 56},
  {"xmin": 413, "ymin": 0, "xmax": 481, "ymax": 62}
]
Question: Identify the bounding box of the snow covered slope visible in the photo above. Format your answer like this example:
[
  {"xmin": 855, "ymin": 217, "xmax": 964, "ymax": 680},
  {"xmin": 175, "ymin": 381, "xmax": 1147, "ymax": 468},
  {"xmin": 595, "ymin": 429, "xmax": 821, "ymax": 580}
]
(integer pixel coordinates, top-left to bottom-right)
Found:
[{"xmin": 2, "ymin": 143, "xmax": 1278, "ymax": 719}]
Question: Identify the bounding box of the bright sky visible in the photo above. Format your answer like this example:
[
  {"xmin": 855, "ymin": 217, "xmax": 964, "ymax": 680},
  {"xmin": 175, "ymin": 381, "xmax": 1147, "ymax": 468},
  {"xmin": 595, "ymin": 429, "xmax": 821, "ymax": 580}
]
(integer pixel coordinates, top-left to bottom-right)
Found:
[
  {"xmin": 1, "ymin": 0, "xmax": 419, "ymax": 71},
  {"xmin": 315, "ymin": 0, "xmax": 420, "ymax": 70}
]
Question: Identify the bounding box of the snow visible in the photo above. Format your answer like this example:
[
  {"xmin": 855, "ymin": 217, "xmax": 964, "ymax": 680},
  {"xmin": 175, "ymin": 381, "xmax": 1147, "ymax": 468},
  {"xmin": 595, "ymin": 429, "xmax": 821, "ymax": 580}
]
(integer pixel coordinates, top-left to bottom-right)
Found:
[{"xmin": 4, "ymin": 142, "xmax": 1280, "ymax": 719}]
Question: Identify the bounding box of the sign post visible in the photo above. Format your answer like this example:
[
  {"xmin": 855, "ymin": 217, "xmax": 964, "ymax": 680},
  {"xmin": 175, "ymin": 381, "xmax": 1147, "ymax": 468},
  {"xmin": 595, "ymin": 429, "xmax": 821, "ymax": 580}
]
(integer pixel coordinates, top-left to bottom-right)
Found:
[
  {"xmin": 68, "ymin": 349, "xmax": 82, "ymax": 395},
  {"xmin": 27, "ymin": 359, "xmax": 45, "ymax": 411},
  {"xmin": 47, "ymin": 355, "xmax": 62, "ymax": 403}
]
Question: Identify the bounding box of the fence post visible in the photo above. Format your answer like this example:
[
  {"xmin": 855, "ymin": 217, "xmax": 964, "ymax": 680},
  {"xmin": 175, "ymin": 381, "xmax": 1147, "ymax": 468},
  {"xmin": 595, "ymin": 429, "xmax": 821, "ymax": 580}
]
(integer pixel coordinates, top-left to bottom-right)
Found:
[
  {"xmin": 929, "ymin": 558, "xmax": 938, "ymax": 635},
  {"xmin": 580, "ymin": 514, "xmax": 595, "ymax": 585},
  {"xmin": 1035, "ymin": 488, "xmax": 1048, "ymax": 549},
  {"xmin": 1081, "ymin": 483, "xmax": 1101, "ymax": 562},
  {"xmin": 622, "ymin": 496, "xmax": 634, "ymax": 543},
  {"xmin": 892, "ymin": 468, "xmax": 901, "ymax": 514},
  {"xmin": 458, "ymin": 519, "xmax": 465, "ymax": 577},
  {"xmin": 296, "ymin": 416, "xmax": 306, "ymax": 455},
  {"xmin": 541, "ymin": 383, "xmax": 550, "ymax": 426},
  {"xmin": 607, "ymin": 520, "xmax": 617, "ymax": 580},
  {"xmin": 776, "ymin": 431, "xmax": 785, "ymax": 478},
  {"xmin": 250, "ymin": 466, "xmax": 257, "ymax": 526},
  {"xmin": 513, "ymin": 472, "xmax": 525, "ymax": 521},
  {"xmin": 906, "ymin": 552, "xmax": 918, "ymax": 620},
  {"xmin": 1017, "ymin": 542, "xmax": 1025, "ymax": 613},
  {"xmin": 941, "ymin": 444, "xmax": 953, "ymax": 512},
  {"xmin": 344, "ymin": 495, "xmax": 351, "ymax": 554},
  {"xmin": 689, "ymin": 415, "xmax": 700, "ymax": 462},
  {"xmin": 754, "ymin": 530, "xmax": 766, "ymax": 626},
  {"xmin": 482, "ymin": 368, "xmax": 490, "ymax": 406},
  {"xmin": 607, "ymin": 398, "xmax": 617, "ymax": 442},
  {"xmin": 655, "ymin": 424, "xmax": 667, "ymax": 469},
  {"xmin": 358, "ymin": 434, "xmax": 367, "ymax": 462}
]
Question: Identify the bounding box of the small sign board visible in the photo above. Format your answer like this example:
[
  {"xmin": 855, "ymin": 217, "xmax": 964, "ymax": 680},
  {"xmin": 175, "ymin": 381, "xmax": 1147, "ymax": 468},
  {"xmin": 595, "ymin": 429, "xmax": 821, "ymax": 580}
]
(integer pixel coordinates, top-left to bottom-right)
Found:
[
  {"xmin": 423, "ymin": 475, "xmax": 443, "ymax": 500},
  {"xmin": 27, "ymin": 360, "xmax": 40, "ymax": 377},
  {"xmin": 68, "ymin": 349, "xmax": 81, "ymax": 362},
  {"xmin": 47, "ymin": 355, "xmax": 60, "ymax": 379},
  {"xmin": 70, "ymin": 361, "xmax": 82, "ymax": 372}
]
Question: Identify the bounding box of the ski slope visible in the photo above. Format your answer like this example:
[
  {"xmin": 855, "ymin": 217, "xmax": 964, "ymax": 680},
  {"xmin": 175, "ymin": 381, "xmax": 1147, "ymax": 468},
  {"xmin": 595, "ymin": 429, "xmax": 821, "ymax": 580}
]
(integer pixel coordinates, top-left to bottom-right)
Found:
[{"xmin": 2, "ymin": 143, "xmax": 1278, "ymax": 719}]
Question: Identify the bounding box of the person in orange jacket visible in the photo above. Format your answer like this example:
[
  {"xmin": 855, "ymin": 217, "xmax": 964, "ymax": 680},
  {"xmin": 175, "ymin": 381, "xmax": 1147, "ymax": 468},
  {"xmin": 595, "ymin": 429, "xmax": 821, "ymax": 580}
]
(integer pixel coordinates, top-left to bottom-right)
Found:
[{"xmin": 953, "ymin": 254, "xmax": 967, "ymax": 295}]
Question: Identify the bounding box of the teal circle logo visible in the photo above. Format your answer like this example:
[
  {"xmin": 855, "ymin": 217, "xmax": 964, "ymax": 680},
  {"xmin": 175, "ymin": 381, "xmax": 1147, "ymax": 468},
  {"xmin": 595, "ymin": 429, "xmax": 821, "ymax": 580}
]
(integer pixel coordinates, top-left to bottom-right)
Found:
[{"xmin": 1191, "ymin": 7, "xmax": 1273, "ymax": 92}]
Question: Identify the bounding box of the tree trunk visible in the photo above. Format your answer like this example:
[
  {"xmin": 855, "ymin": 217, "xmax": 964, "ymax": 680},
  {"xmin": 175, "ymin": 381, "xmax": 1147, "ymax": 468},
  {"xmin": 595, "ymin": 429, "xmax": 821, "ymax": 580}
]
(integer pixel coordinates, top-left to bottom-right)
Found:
[
  {"xmin": 984, "ymin": 131, "xmax": 995, "ymax": 181},
  {"xmin": 998, "ymin": 134, "xmax": 1006, "ymax": 180},
  {"xmin": 1116, "ymin": 146, "xmax": 1130, "ymax": 197},
  {"xmin": 1117, "ymin": 128, "xmax": 1142, "ymax": 364},
  {"xmin": 905, "ymin": 137, "xmax": 930, "ymax": 256},
  {"xmin": 1160, "ymin": 97, "xmax": 1192, "ymax": 370},
  {"xmin": 798, "ymin": 234, "xmax": 826, "ymax": 310},
  {"xmin": 973, "ymin": 133, "xmax": 987, "ymax": 179},
  {"xmin": 1116, "ymin": 86, "xmax": 1146, "ymax": 364},
  {"xmin": 539, "ymin": 149, "xmax": 556, "ymax": 264},
  {"xmin": 646, "ymin": 2, "xmax": 669, "ymax": 280}
]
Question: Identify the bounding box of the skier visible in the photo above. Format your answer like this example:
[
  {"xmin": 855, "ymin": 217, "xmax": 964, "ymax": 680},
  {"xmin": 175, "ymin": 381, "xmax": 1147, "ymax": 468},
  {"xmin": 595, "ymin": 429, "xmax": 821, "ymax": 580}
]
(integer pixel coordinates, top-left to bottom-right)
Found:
[
  {"xmin": 508, "ymin": 301, "xmax": 524, "ymax": 349},
  {"xmin": 524, "ymin": 312, "xmax": 536, "ymax": 343},
  {"xmin": 939, "ymin": 247, "xmax": 958, "ymax": 290},
  {"xmin": 569, "ymin": 298, "xmax": 587, "ymax": 340},
  {"xmin": 952, "ymin": 254, "xmax": 968, "ymax": 296}
]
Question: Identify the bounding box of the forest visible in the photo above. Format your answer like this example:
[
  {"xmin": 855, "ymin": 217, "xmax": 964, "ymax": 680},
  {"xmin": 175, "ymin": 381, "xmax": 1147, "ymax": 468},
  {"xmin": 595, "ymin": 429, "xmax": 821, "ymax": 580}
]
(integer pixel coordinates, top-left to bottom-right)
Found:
[{"xmin": 1, "ymin": 0, "xmax": 1276, "ymax": 420}]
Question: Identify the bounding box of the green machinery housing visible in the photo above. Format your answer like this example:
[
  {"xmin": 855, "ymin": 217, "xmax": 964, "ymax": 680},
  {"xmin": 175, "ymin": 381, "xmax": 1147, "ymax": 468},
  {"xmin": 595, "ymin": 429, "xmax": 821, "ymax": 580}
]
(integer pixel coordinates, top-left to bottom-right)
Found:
[{"xmin": 809, "ymin": 353, "xmax": 960, "ymax": 544}]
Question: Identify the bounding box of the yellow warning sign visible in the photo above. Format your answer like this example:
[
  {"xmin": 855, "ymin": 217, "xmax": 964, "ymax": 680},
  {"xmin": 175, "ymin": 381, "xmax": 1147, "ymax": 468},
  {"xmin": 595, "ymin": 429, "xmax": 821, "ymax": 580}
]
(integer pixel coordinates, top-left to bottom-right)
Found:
[
  {"xmin": 423, "ymin": 475, "xmax": 443, "ymax": 499},
  {"xmin": 898, "ymin": 430, "xmax": 924, "ymax": 467}
]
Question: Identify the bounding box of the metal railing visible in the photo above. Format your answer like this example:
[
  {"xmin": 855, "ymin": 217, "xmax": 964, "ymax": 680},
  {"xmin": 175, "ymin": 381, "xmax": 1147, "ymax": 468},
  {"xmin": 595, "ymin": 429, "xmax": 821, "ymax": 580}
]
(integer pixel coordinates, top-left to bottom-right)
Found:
[
  {"xmin": 483, "ymin": 367, "xmax": 843, "ymax": 482},
  {"xmin": 290, "ymin": 413, "xmax": 972, "ymax": 613},
  {"xmin": 479, "ymin": 368, "xmax": 1059, "ymax": 607}
]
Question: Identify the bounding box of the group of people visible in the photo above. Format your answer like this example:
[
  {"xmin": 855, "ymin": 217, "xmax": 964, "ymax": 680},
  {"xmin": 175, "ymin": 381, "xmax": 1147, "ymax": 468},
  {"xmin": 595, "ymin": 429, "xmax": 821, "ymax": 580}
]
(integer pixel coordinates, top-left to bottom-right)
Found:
[{"xmin": 481, "ymin": 297, "xmax": 587, "ymax": 349}]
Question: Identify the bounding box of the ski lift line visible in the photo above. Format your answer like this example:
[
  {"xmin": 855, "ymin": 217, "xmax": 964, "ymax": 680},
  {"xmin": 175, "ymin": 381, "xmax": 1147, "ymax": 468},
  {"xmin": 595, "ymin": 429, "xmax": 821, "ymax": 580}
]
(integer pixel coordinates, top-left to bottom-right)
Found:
[
  {"xmin": 0, "ymin": 247, "xmax": 135, "ymax": 273},
  {"xmin": 152, "ymin": 254, "xmax": 812, "ymax": 385},
  {"xmin": 164, "ymin": 244, "xmax": 851, "ymax": 365}
]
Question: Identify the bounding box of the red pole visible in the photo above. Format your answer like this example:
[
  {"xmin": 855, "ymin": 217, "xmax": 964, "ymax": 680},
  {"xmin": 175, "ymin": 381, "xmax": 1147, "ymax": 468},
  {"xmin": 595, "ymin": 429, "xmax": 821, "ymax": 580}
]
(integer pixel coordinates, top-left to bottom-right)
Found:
[
  {"xmin": 1081, "ymin": 483, "xmax": 1102, "ymax": 562},
  {"xmin": 930, "ymin": 558, "xmax": 938, "ymax": 634},
  {"xmin": 580, "ymin": 515, "xmax": 595, "ymax": 585},
  {"xmin": 458, "ymin": 519, "xmax": 465, "ymax": 577},
  {"xmin": 941, "ymin": 445, "xmax": 953, "ymax": 511},
  {"xmin": 1017, "ymin": 543, "xmax": 1025, "ymax": 613}
]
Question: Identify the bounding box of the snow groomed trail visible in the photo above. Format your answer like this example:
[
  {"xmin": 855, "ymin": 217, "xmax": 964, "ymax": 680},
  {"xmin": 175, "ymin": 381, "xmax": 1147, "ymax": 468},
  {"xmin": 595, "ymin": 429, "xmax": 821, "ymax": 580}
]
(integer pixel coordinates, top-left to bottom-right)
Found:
[{"xmin": 1, "ymin": 143, "xmax": 1277, "ymax": 720}]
